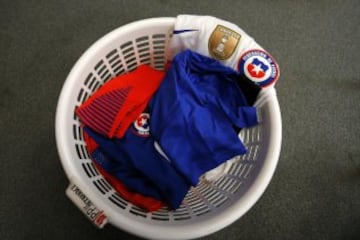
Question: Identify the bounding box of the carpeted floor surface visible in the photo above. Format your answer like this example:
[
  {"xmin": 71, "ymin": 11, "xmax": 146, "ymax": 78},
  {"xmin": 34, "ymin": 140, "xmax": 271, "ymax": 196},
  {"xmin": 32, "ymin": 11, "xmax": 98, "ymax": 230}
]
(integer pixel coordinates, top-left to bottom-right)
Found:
[{"xmin": 1, "ymin": 1, "xmax": 359, "ymax": 239}]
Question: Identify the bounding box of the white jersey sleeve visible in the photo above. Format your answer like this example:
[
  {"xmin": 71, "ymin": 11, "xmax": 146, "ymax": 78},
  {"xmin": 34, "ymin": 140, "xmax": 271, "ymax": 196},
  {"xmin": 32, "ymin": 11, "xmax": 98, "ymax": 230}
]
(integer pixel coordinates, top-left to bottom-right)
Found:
[{"xmin": 168, "ymin": 15, "xmax": 280, "ymax": 88}]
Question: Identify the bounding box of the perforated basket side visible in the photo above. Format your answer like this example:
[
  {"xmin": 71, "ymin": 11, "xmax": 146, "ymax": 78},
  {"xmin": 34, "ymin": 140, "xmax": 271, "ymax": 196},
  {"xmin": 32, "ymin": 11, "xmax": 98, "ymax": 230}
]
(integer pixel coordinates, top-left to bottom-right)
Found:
[{"xmin": 55, "ymin": 17, "xmax": 282, "ymax": 240}]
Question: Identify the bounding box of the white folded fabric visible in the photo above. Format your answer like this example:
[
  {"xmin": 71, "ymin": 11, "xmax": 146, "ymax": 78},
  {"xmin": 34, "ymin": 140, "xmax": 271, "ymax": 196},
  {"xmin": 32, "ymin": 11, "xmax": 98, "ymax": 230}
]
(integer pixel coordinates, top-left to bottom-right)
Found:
[{"xmin": 168, "ymin": 15, "xmax": 280, "ymax": 88}]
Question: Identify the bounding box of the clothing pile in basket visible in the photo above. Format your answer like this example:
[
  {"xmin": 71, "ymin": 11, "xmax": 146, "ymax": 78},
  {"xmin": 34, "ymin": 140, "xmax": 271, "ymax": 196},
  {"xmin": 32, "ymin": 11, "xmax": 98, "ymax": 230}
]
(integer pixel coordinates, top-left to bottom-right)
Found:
[{"xmin": 76, "ymin": 15, "xmax": 280, "ymax": 211}]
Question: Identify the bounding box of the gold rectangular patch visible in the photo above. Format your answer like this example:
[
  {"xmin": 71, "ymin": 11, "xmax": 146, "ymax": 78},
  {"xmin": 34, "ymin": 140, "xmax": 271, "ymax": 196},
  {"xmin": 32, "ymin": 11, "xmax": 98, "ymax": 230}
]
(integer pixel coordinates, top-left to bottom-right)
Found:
[{"xmin": 208, "ymin": 25, "xmax": 241, "ymax": 60}]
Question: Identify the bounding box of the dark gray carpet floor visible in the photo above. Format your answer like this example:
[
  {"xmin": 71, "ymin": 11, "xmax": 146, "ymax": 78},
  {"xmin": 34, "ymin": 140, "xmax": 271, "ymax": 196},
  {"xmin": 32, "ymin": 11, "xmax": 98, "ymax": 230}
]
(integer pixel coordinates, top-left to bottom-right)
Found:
[{"xmin": 1, "ymin": 1, "xmax": 359, "ymax": 239}]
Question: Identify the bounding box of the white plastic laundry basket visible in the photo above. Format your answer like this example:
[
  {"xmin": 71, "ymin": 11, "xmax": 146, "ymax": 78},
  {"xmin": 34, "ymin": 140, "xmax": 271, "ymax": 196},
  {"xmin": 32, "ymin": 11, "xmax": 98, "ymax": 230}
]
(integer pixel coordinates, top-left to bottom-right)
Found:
[{"xmin": 55, "ymin": 17, "xmax": 282, "ymax": 240}]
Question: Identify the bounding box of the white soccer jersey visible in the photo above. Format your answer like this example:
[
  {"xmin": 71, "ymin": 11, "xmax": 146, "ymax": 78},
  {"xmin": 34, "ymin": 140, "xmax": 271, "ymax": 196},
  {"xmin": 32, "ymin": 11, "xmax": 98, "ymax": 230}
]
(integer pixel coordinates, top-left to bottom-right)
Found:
[{"xmin": 168, "ymin": 15, "xmax": 280, "ymax": 87}]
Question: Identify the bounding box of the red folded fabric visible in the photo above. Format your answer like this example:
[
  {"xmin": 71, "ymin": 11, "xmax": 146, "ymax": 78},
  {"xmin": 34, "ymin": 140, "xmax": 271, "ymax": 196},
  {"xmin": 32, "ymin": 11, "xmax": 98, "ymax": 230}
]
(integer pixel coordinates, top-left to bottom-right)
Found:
[
  {"xmin": 83, "ymin": 130, "xmax": 164, "ymax": 212},
  {"xmin": 77, "ymin": 65, "xmax": 165, "ymax": 138}
]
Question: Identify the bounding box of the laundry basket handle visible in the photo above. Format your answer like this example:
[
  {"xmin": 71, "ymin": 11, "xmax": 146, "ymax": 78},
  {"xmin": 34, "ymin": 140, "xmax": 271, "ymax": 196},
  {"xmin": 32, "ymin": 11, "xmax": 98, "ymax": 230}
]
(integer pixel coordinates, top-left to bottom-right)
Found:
[{"xmin": 65, "ymin": 178, "xmax": 108, "ymax": 228}]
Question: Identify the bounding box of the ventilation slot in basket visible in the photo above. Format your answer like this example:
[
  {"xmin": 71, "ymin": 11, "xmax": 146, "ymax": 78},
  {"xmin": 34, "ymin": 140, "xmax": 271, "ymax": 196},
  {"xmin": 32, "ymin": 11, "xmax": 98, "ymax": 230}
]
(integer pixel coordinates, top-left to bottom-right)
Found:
[
  {"xmin": 73, "ymin": 124, "xmax": 78, "ymax": 140},
  {"xmin": 78, "ymin": 89, "xmax": 89, "ymax": 103},
  {"xmin": 136, "ymin": 36, "xmax": 151, "ymax": 65},
  {"xmin": 85, "ymin": 73, "xmax": 98, "ymax": 91},
  {"xmin": 245, "ymin": 145, "xmax": 260, "ymax": 162},
  {"xmin": 183, "ymin": 188, "xmax": 210, "ymax": 217},
  {"xmin": 228, "ymin": 163, "xmax": 255, "ymax": 181},
  {"xmin": 75, "ymin": 144, "xmax": 89, "ymax": 160},
  {"xmin": 77, "ymin": 88, "xmax": 84, "ymax": 102},
  {"xmin": 72, "ymin": 124, "xmax": 84, "ymax": 141},
  {"xmin": 81, "ymin": 162, "xmax": 98, "ymax": 178},
  {"xmin": 151, "ymin": 211, "xmax": 170, "ymax": 221},
  {"xmin": 152, "ymin": 34, "xmax": 166, "ymax": 70},
  {"xmin": 251, "ymin": 125, "xmax": 262, "ymax": 143},
  {"xmin": 200, "ymin": 186, "xmax": 228, "ymax": 207},
  {"xmin": 120, "ymin": 41, "xmax": 137, "ymax": 72},
  {"xmin": 105, "ymin": 49, "xmax": 125, "ymax": 76},
  {"xmin": 192, "ymin": 201, "xmax": 210, "ymax": 216},
  {"xmin": 108, "ymin": 193, "xmax": 127, "ymax": 209},
  {"xmin": 173, "ymin": 210, "xmax": 191, "ymax": 221},
  {"xmin": 99, "ymin": 178, "xmax": 112, "ymax": 190},
  {"xmin": 73, "ymin": 106, "xmax": 79, "ymax": 121},
  {"xmin": 129, "ymin": 206, "xmax": 147, "ymax": 218},
  {"xmin": 94, "ymin": 59, "xmax": 114, "ymax": 84},
  {"xmin": 93, "ymin": 179, "xmax": 111, "ymax": 195}
]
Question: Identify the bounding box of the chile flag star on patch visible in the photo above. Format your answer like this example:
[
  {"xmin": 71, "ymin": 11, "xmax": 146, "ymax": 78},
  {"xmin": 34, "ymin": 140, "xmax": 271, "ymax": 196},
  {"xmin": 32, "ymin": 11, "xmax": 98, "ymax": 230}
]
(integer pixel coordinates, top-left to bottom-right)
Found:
[
  {"xmin": 247, "ymin": 58, "xmax": 269, "ymax": 78},
  {"xmin": 238, "ymin": 49, "xmax": 280, "ymax": 87},
  {"xmin": 132, "ymin": 113, "xmax": 150, "ymax": 137}
]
